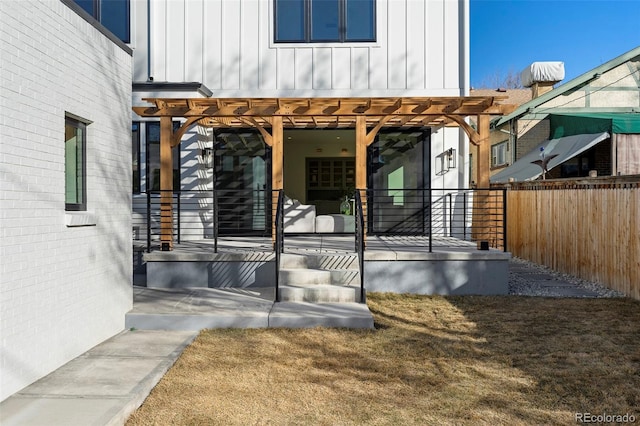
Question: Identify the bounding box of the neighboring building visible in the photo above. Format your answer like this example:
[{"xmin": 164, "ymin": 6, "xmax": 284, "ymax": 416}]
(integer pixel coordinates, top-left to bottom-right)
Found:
[
  {"xmin": 130, "ymin": 0, "xmax": 480, "ymax": 238},
  {"xmin": 469, "ymin": 88, "xmax": 532, "ymax": 184},
  {"xmin": 490, "ymin": 47, "xmax": 640, "ymax": 183},
  {"xmin": 0, "ymin": 1, "xmax": 132, "ymax": 401}
]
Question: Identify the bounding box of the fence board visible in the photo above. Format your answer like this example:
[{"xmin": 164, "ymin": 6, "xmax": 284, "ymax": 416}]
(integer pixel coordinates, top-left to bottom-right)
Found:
[{"xmin": 505, "ymin": 178, "xmax": 640, "ymax": 300}]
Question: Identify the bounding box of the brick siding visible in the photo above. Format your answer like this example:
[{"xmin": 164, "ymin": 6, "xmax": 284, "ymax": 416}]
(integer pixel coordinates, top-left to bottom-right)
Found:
[{"xmin": 0, "ymin": 1, "xmax": 132, "ymax": 401}]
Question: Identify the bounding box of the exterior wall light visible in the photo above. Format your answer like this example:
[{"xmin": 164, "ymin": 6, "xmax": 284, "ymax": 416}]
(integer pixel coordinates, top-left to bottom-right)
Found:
[
  {"xmin": 200, "ymin": 147, "xmax": 213, "ymax": 167},
  {"xmin": 446, "ymin": 148, "xmax": 457, "ymax": 169}
]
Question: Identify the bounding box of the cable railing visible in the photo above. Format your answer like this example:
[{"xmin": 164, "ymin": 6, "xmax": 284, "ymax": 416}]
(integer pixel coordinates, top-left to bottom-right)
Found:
[
  {"xmin": 133, "ymin": 187, "xmax": 507, "ymax": 253},
  {"xmin": 134, "ymin": 189, "xmax": 276, "ymax": 252},
  {"xmin": 364, "ymin": 188, "xmax": 507, "ymax": 251}
]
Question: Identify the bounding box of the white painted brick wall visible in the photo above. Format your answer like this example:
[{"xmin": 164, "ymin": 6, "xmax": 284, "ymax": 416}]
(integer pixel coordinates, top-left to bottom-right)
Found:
[{"xmin": 0, "ymin": 1, "xmax": 132, "ymax": 401}]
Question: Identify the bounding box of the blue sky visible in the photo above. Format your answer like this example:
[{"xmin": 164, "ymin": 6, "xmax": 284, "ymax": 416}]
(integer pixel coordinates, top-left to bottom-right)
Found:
[{"xmin": 470, "ymin": 0, "xmax": 640, "ymax": 88}]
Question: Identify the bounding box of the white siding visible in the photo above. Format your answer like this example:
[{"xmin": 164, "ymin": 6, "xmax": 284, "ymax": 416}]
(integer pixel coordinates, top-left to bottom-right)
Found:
[
  {"xmin": 406, "ymin": 0, "xmax": 426, "ymax": 89},
  {"xmin": 132, "ymin": 0, "xmax": 466, "ymax": 97},
  {"xmin": 426, "ymin": 0, "xmax": 445, "ymax": 89},
  {"xmin": 0, "ymin": 1, "xmax": 132, "ymax": 401}
]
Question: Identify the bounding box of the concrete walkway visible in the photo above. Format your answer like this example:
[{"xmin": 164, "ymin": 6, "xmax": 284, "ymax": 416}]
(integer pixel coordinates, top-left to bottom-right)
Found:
[
  {"xmin": 0, "ymin": 290, "xmax": 374, "ymax": 426},
  {"xmin": 0, "ymin": 330, "xmax": 197, "ymax": 426}
]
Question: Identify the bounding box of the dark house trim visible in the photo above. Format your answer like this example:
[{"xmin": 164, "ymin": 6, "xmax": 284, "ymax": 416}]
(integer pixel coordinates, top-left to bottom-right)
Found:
[{"xmin": 133, "ymin": 82, "xmax": 214, "ymax": 98}]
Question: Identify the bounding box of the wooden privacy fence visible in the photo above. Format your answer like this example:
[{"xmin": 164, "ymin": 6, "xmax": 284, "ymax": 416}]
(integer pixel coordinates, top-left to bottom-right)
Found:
[{"xmin": 502, "ymin": 177, "xmax": 640, "ymax": 300}]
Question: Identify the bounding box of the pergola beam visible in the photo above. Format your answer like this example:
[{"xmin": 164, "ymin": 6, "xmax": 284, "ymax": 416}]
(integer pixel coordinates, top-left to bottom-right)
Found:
[{"xmin": 132, "ymin": 97, "xmax": 513, "ymax": 121}]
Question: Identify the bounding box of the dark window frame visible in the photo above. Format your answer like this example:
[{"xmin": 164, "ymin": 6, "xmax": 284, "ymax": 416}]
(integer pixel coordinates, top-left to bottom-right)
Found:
[
  {"xmin": 65, "ymin": 117, "xmax": 87, "ymax": 211},
  {"xmin": 73, "ymin": 0, "xmax": 130, "ymax": 43},
  {"xmin": 491, "ymin": 140, "xmax": 509, "ymax": 168},
  {"xmin": 274, "ymin": 0, "xmax": 376, "ymax": 43},
  {"xmin": 144, "ymin": 121, "xmax": 181, "ymax": 192}
]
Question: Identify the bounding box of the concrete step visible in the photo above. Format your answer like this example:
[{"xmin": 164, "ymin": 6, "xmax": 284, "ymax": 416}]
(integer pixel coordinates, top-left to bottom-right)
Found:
[
  {"xmin": 281, "ymin": 253, "xmax": 358, "ymax": 270},
  {"xmin": 126, "ymin": 288, "xmax": 372, "ymax": 330},
  {"xmin": 279, "ymin": 268, "xmax": 359, "ymax": 286},
  {"xmin": 306, "ymin": 254, "xmax": 359, "ymax": 270},
  {"xmin": 269, "ymin": 302, "xmax": 374, "ymax": 329},
  {"xmin": 278, "ymin": 284, "xmax": 362, "ymax": 303},
  {"xmin": 280, "ymin": 253, "xmax": 309, "ymax": 269},
  {"xmin": 280, "ymin": 268, "xmax": 332, "ymax": 285}
]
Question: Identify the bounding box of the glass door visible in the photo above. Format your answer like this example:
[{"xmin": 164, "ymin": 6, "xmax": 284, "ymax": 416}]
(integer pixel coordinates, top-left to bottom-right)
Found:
[
  {"xmin": 214, "ymin": 131, "xmax": 271, "ymax": 235},
  {"xmin": 367, "ymin": 129, "xmax": 430, "ymax": 234}
]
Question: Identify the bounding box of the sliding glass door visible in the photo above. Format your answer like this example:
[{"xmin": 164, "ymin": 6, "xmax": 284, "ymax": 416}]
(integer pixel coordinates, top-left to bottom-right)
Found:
[
  {"xmin": 367, "ymin": 129, "xmax": 430, "ymax": 234},
  {"xmin": 214, "ymin": 131, "xmax": 271, "ymax": 235}
]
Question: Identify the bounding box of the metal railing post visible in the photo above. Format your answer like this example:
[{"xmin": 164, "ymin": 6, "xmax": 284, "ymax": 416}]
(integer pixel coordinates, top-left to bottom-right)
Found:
[
  {"xmin": 213, "ymin": 184, "xmax": 218, "ymax": 253},
  {"xmin": 502, "ymin": 188, "xmax": 508, "ymax": 252},
  {"xmin": 146, "ymin": 190, "xmax": 151, "ymax": 253},
  {"xmin": 274, "ymin": 190, "xmax": 284, "ymax": 302},
  {"xmin": 463, "ymin": 192, "xmax": 467, "ymax": 241},
  {"xmin": 428, "ymin": 188, "xmax": 433, "ymax": 253},
  {"xmin": 448, "ymin": 193, "xmax": 453, "ymax": 237},
  {"xmin": 176, "ymin": 192, "xmax": 181, "ymax": 244},
  {"xmin": 355, "ymin": 190, "xmax": 366, "ymax": 303}
]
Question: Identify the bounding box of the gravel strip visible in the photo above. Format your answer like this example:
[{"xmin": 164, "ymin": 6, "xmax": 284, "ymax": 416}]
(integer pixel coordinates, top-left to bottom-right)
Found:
[{"xmin": 508, "ymin": 257, "xmax": 627, "ymax": 298}]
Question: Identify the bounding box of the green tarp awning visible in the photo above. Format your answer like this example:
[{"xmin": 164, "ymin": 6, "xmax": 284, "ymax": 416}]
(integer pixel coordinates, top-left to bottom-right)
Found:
[{"xmin": 550, "ymin": 113, "xmax": 640, "ymax": 138}]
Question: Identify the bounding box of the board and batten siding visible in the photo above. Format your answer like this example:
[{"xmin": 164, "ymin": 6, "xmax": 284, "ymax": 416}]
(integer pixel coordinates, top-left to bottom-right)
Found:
[{"xmin": 131, "ymin": 0, "xmax": 467, "ymax": 97}]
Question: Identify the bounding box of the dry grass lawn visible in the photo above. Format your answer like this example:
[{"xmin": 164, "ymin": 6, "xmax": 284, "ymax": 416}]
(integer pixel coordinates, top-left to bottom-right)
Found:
[{"xmin": 127, "ymin": 294, "xmax": 640, "ymax": 425}]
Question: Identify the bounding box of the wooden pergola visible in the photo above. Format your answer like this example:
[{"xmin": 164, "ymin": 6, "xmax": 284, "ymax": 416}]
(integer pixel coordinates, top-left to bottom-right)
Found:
[{"xmin": 133, "ymin": 96, "xmax": 515, "ymax": 249}]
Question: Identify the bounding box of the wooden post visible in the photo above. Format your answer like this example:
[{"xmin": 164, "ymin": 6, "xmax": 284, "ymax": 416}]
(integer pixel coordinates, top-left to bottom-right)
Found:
[
  {"xmin": 476, "ymin": 114, "xmax": 490, "ymax": 189},
  {"xmin": 355, "ymin": 116, "xmax": 368, "ymax": 236},
  {"xmin": 271, "ymin": 117, "xmax": 283, "ymax": 241},
  {"xmin": 159, "ymin": 116, "xmax": 174, "ymax": 250},
  {"xmin": 474, "ymin": 114, "xmax": 491, "ymax": 244}
]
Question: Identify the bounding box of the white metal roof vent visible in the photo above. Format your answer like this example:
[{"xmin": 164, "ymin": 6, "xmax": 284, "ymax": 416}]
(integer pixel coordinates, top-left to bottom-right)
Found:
[{"xmin": 521, "ymin": 62, "xmax": 565, "ymax": 87}]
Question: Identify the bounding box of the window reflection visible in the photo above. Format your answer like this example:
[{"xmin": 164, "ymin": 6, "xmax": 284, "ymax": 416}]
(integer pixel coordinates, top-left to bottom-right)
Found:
[
  {"xmin": 275, "ymin": 0, "xmax": 375, "ymax": 43},
  {"xmin": 72, "ymin": 0, "xmax": 130, "ymax": 43}
]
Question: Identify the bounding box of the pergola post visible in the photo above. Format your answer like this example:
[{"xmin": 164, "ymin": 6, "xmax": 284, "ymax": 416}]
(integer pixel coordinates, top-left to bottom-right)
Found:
[
  {"xmin": 473, "ymin": 114, "xmax": 491, "ymax": 244},
  {"xmin": 271, "ymin": 117, "xmax": 283, "ymax": 241},
  {"xmin": 355, "ymin": 116, "xmax": 368, "ymax": 234},
  {"xmin": 476, "ymin": 114, "xmax": 491, "ymax": 189},
  {"xmin": 159, "ymin": 116, "xmax": 174, "ymax": 250},
  {"xmin": 355, "ymin": 116, "xmax": 368, "ymax": 190}
]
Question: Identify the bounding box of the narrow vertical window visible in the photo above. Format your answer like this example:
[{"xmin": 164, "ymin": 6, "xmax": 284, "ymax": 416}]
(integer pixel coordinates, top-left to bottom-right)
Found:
[
  {"xmin": 100, "ymin": 0, "xmax": 130, "ymax": 43},
  {"xmin": 346, "ymin": 0, "xmax": 375, "ymax": 41},
  {"xmin": 275, "ymin": 0, "xmax": 305, "ymax": 42},
  {"xmin": 132, "ymin": 122, "xmax": 141, "ymax": 193},
  {"xmin": 311, "ymin": 0, "xmax": 340, "ymax": 41},
  {"xmin": 65, "ymin": 117, "xmax": 87, "ymax": 211}
]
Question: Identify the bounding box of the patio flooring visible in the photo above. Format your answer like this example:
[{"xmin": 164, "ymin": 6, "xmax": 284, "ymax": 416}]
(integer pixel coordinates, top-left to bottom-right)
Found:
[{"xmin": 143, "ymin": 234, "xmax": 501, "ymax": 259}]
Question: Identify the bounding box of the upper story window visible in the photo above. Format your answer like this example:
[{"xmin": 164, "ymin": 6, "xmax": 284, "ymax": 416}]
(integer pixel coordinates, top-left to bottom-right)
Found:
[
  {"xmin": 275, "ymin": 0, "xmax": 376, "ymax": 43},
  {"xmin": 74, "ymin": 0, "xmax": 130, "ymax": 43}
]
